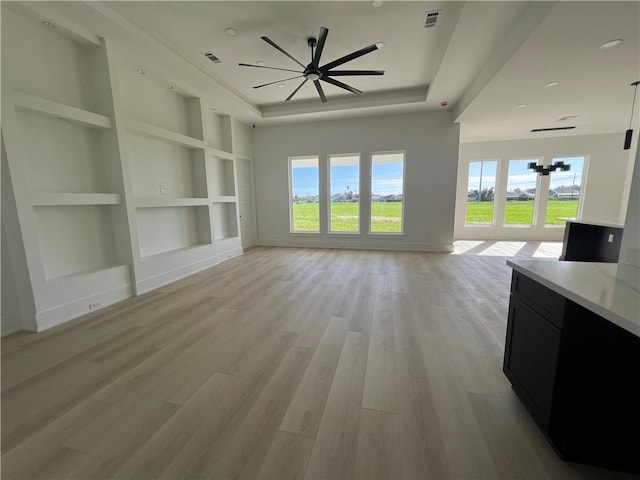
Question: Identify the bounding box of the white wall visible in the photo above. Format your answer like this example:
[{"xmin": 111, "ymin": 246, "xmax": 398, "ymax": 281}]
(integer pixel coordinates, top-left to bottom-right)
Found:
[
  {"xmin": 1, "ymin": 137, "xmax": 37, "ymax": 334},
  {"xmin": 619, "ymin": 143, "xmax": 639, "ymax": 266},
  {"xmin": 253, "ymin": 111, "xmax": 460, "ymax": 252},
  {"xmin": 455, "ymin": 133, "xmax": 634, "ymax": 240}
]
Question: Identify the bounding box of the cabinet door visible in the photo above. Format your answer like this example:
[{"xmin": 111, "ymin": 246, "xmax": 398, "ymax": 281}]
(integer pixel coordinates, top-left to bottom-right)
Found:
[{"xmin": 504, "ymin": 295, "xmax": 562, "ymax": 431}]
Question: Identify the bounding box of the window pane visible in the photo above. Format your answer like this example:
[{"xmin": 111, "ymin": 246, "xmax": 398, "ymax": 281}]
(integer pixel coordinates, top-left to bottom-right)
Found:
[
  {"xmin": 504, "ymin": 159, "xmax": 537, "ymax": 225},
  {"xmin": 371, "ymin": 152, "xmax": 404, "ymax": 233},
  {"xmin": 466, "ymin": 160, "xmax": 497, "ymax": 224},
  {"xmin": 290, "ymin": 156, "xmax": 319, "ymax": 232},
  {"xmin": 329, "ymin": 155, "xmax": 360, "ymax": 232},
  {"xmin": 546, "ymin": 157, "xmax": 584, "ymax": 226}
]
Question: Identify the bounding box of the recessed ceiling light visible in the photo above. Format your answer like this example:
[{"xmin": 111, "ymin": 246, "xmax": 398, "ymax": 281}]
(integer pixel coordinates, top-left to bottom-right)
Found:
[
  {"xmin": 256, "ymin": 61, "xmax": 265, "ymax": 66},
  {"xmin": 168, "ymin": 85, "xmax": 175, "ymax": 90},
  {"xmin": 600, "ymin": 39, "xmax": 623, "ymax": 49},
  {"xmin": 42, "ymin": 20, "xmax": 55, "ymax": 29},
  {"xmin": 517, "ymin": 104, "xmax": 528, "ymax": 108},
  {"xmin": 278, "ymin": 84, "xmax": 285, "ymax": 88},
  {"xmin": 225, "ymin": 28, "xmax": 238, "ymax": 36},
  {"xmin": 546, "ymin": 81, "xmax": 560, "ymax": 87},
  {"xmin": 375, "ymin": 42, "xmax": 385, "ymax": 49},
  {"xmin": 371, "ymin": 0, "xmax": 384, "ymax": 7},
  {"xmin": 137, "ymin": 69, "xmax": 146, "ymax": 75}
]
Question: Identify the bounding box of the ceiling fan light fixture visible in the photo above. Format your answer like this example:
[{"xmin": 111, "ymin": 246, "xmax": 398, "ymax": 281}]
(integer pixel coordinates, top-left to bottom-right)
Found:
[
  {"xmin": 306, "ymin": 73, "xmax": 320, "ymax": 81},
  {"xmin": 600, "ymin": 38, "xmax": 623, "ymax": 49}
]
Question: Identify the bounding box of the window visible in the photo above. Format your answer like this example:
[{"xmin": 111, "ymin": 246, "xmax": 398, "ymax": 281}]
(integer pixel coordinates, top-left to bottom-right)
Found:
[
  {"xmin": 289, "ymin": 156, "xmax": 319, "ymax": 232},
  {"xmin": 465, "ymin": 160, "xmax": 497, "ymax": 225},
  {"xmin": 546, "ymin": 156, "xmax": 585, "ymax": 226},
  {"xmin": 370, "ymin": 152, "xmax": 405, "ymax": 233},
  {"xmin": 504, "ymin": 159, "xmax": 538, "ymax": 226},
  {"xmin": 329, "ymin": 154, "xmax": 360, "ymax": 232}
]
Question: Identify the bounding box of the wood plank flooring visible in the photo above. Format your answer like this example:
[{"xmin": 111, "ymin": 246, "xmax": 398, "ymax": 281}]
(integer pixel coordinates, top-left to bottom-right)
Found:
[{"xmin": 1, "ymin": 247, "xmax": 636, "ymax": 479}]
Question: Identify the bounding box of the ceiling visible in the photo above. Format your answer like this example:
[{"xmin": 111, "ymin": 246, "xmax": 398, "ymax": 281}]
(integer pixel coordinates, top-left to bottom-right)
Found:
[{"xmin": 104, "ymin": 1, "xmax": 639, "ymax": 142}]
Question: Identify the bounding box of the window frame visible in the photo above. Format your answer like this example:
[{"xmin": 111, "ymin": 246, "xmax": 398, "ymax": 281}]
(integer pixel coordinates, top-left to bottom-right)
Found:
[
  {"xmin": 503, "ymin": 157, "xmax": 542, "ymax": 228},
  {"xmin": 543, "ymin": 155, "xmax": 589, "ymax": 228},
  {"xmin": 369, "ymin": 150, "xmax": 406, "ymax": 235},
  {"xmin": 288, "ymin": 155, "xmax": 320, "ymax": 234},
  {"xmin": 464, "ymin": 159, "xmax": 499, "ymax": 227},
  {"xmin": 327, "ymin": 152, "xmax": 361, "ymax": 234}
]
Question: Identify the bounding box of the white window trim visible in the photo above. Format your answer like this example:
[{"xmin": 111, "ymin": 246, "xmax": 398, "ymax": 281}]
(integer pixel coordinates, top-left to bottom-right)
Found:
[
  {"xmin": 327, "ymin": 153, "xmax": 361, "ymax": 235},
  {"xmin": 464, "ymin": 159, "xmax": 499, "ymax": 227},
  {"xmin": 369, "ymin": 150, "xmax": 406, "ymax": 235},
  {"xmin": 288, "ymin": 155, "xmax": 320, "ymax": 234}
]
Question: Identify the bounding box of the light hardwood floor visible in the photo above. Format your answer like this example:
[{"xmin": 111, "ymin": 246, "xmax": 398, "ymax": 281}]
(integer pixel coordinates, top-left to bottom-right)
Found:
[{"xmin": 1, "ymin": 247, "xmax": 635, "ymax": 479}]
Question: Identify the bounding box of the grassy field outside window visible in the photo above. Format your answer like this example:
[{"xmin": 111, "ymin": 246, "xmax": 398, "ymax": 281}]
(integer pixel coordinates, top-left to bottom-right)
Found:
[{"xmin": 466, "ymin": 199, "xmax": 579, "ymax": 226}]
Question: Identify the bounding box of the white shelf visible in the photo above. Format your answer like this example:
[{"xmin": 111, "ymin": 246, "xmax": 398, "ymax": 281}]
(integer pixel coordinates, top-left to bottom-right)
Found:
[
  {"xmin": 12, "ymin": 91, "xmax": 112, "ymax": 129},
  {"xmin": 127, "ymin": 119, "xmax": 205, "ymax": 150},
  {"xmin": 30, "ymin": 192, "xmax": 121, "ymax": 206},
  {"xmin": 140, "ymin": 244, "xmax": 211, "ymax": 262},
  {"xmin": 135, "ymin": 197, "xmax": 208, "ymax": 208},
  {"xmin": 212, "ymin": 196, "xmax": 237, "ymax": 203},
  {"xmin": 207, "ymin": 146, "xmax": 234, "ymax": 160}
]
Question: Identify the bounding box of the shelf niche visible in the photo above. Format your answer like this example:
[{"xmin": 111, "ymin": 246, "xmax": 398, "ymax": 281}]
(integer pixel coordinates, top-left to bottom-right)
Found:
[
  {"xmin": 137, "ymin": 206, "xmax": 212, "ymax": 259},
  {"xmin": 17, "ymin": 110, "xmax": 114, "ymax": 194},
  {"xmin": 33, "ymin": 205, "xmax": 120, "ymax": 281},
  {"xmin": 129, "ymin": 135, "xmax": 207, "ymax": 199},
  {"xmin": 209, "ymin": 156, "xmax": 236, "ymax": 197},
  {"xmin": 204, "ymin": 109, "xmax": 232, "ymax": 154},
  {"xmin": 212, "ymin": 202, "xmax": 239, "ymax": 241},
  {"xmin": 121, "ymin": 65, "xmax": 203, "ymax": 141}
]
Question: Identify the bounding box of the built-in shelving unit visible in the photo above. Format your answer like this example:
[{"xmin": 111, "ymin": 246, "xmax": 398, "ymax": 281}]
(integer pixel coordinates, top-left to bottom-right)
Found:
[
  {"xmin": 2, "ymin": 4, "xmax": 248, "ymax": 331},
  {"xmin": 116, "ymin": 58, "xmax": 242, "ymax": 292},
  {"xmin": 1, "ymin": 5, "xmax": 133, "ymax": 329}
]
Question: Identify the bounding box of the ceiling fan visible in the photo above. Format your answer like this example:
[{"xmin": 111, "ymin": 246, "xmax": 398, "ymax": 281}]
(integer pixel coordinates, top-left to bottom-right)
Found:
[{"xmin": 239, "ymin": 27, "xmax": 384, "ymax": 103}]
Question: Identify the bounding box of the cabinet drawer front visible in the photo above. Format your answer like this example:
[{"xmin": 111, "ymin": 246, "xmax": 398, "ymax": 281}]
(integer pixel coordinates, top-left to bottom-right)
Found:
[
  {"xmin": 511, "ymin": 271, "xmax": 565, "ymax": 328},
  {"xmin": 504, "ymin": 295, "xmax": 562, "ymax": 431}
]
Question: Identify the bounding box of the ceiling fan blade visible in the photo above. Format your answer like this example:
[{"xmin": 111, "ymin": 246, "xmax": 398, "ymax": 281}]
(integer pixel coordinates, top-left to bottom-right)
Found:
[
  {"xmin": 321, "ymin": 76, "xmax": 363, "ymax": 95},
  {"xmin": 286, "ymin": 79, "xmax": 308, "ymax": 101},
  {"xmin": 253, "ymin": 75, "xmax": 304, "ymax": 89},
  {"xmin": 261, "ymin": 36, "xmax": 306, "ymax": 69},
  {"xmin": 320, "ymin": 44, "xmax": 378, "ymax": 71},
  {"xmin": 326, "ymin": 70, "xmax": 384, "ymax": 76},
  {"xmin": 239, "ymin": 63, "xmax": 303, "ymax": 74},
  {"xmin": 312, "ymin": 27, "xmax": 329, "ymax": 67},
  {"xmin": 314, "ymin": 80, "xmax": 327, "ymax": 103}
]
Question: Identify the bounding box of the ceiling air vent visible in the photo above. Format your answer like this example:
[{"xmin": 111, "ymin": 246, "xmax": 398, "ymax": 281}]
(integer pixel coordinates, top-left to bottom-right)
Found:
[
  {"xmin": 424, "ymin": 10, "xmax": 441, "ymax": 28},
  {"xmin": 202, "ymin": 51, "xmax": 221, "ymax": 63},
  {"xmin": 531, "ymin": 126, "xmax": 576, "ymax": 132}
]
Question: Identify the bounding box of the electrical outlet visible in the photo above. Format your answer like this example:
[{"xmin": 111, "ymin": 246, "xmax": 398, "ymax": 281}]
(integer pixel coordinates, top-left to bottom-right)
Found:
[
  {"xmin": 159, "ymin": 183, "xmax": 168, "ymax": 195},
  {"xmin": 89, "ymin": 301, "xmax": 102, "ymax": 311},
  {"xmin": 608, "ymin": 233, "xmax": 615, "ymax": 243}
]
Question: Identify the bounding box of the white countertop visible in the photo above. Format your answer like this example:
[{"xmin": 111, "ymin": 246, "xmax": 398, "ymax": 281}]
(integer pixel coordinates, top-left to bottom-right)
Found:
[
  {"xmin": 560, "ymin": 218, "xmax": 624, "ymax": 229},
  {"xmin": 507, "ymin": 259, "xmax": 640, "ymax": 337}
]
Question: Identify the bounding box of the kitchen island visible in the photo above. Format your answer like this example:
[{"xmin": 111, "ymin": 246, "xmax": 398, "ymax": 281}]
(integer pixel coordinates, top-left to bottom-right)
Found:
[{"xmin": 503, "ymin": 259, "xmax": 639, "ymax": 474}]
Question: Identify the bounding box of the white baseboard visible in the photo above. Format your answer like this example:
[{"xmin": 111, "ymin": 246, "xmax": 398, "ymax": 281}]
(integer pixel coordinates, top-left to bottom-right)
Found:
[
  {"xmin": 135, "ymin": 255, "xmax": 220, "ymax": 295},
  {"xmin": 35, "ymin": 284, "xmax": 133, "ymax": 332},
  {"xmin": 256, "ymin": 238, "xmax": 454, "ymax": 253}
]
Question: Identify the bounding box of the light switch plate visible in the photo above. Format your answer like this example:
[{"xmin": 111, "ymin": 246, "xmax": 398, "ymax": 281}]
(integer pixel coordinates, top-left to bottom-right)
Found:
[{"xmin": 159, "ymin": 183, "xmax": 168, "ymax": 195}]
